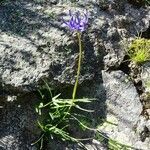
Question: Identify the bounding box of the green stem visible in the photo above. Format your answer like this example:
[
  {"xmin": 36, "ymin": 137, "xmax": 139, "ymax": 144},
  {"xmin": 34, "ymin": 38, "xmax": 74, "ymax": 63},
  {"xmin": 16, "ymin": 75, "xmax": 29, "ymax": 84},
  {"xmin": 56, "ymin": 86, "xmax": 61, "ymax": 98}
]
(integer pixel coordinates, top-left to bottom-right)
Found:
[
  {"xmin": 56, "ymin": 32, "xmax": 82, "ymax": 125},
  {"xmin": 72, "ymin": 32, "xmax": 82, "ymax": 100}
]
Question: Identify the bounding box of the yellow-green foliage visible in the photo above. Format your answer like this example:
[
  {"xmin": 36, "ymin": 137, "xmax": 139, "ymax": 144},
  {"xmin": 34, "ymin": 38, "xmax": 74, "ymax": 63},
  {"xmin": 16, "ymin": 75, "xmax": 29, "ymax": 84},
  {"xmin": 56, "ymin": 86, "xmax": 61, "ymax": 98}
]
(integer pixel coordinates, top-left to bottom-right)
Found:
[{"xmin": 128, "ymin": 38, "xmax": 150, "ymax": 64}]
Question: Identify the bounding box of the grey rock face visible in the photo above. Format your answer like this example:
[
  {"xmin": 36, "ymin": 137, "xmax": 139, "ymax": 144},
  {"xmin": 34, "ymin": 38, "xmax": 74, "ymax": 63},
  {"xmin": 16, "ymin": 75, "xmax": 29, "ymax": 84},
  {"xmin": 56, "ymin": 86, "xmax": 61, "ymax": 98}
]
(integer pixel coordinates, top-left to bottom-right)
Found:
[
  {"xmin": 103, "ymin": 70, "xmax": 142, "ymax": 128},
  {"xmin": 0, "ymin": 0, "xmax": 149, "ymax": 92},
  {"xmin": 97, "ymin": 70, "xmax": 150, "ymax": 150},
  {"xmin": 141, "ymin": 62, "xmax": 150, "ymax": 93}
]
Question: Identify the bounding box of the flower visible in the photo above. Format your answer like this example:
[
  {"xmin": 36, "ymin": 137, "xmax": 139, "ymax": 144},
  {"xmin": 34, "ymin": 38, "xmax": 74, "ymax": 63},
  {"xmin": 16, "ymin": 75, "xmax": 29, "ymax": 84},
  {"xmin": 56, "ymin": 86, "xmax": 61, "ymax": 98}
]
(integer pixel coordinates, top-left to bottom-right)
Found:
[{"xmin": 63, "ymin": 10, "xmax": 88, "ymax": 32}]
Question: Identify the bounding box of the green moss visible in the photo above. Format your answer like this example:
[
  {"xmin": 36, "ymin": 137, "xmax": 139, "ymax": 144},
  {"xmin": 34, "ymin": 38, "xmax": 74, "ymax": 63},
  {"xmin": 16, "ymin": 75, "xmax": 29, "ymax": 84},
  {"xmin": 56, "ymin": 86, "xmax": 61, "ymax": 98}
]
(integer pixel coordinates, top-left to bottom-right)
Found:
[{"xmin": 128, "ymin": 38, "xmax": 150, "ymax": 64}]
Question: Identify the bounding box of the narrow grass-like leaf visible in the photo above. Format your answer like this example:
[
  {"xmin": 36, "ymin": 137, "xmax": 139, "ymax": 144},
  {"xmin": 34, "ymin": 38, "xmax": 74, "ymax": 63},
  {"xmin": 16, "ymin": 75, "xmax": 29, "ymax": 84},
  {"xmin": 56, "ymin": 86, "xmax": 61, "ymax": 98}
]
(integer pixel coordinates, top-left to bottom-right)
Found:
[
  {"xmin": 75, "ymin": 105, "xmax": 94, "ymax": 112},
  {"xmin": 43, "ymin": 79, "xmax": 53, "ymax": 98}
]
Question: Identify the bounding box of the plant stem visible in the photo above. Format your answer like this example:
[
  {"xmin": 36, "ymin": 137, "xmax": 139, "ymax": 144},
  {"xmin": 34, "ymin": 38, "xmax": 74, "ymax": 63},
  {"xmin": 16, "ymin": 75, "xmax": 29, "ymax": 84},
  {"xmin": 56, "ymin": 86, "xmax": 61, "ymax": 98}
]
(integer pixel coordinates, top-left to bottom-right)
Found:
[
  {"xmin": 72, "ymin": 32, "xmax": 82, "ymax": 100},
  {"xmin": 56, "ymin": 32, "xmax": 82, "ymax": 125}
]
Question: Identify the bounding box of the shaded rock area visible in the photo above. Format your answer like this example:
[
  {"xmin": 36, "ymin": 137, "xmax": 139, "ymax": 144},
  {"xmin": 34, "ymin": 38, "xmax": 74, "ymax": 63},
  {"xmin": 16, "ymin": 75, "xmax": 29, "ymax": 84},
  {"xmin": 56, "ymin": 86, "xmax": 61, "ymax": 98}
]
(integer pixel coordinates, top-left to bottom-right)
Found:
[
  {"xmin": 0, "ymin": 94, "xmax": 40, "ymax": 150},
  {"xmin": 140, "ymin": 62, "xmax": 150, "ymax": 119},
  {"xmin": 141, "ymin": 62, "xmax": 150, "ymax": 93},
  {"xmin": 0, "ymin": 0, "xmax": 150, "ymax": 150}
]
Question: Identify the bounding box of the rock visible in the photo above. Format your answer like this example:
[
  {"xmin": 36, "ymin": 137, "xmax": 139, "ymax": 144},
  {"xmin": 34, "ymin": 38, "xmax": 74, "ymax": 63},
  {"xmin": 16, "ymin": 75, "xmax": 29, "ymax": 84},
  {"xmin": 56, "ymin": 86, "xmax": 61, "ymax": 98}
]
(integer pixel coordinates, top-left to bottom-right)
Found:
[
  {"xmin": 6, "ymin": 95, "xmax": 17, "ymax": 102},
  {"xmin": 141, "ymin": 62, "xmax": 150, "ymax": 92},
  {"xmin": 97, "ymin": 70, "xmax": 150, "ymax": 150},
  {"xmin": 0, "ymin": 0, "xmax": 149, "ymax": 92},
  {"xmin": 147, "ymin": 109, "xmax": 150, "ymax": 117},
  {"xmin": 84, "ymin": 139, "xmax": 107, "ymax": 150},
  {"xmin": 146, "ymin": 120, "xmax": 150, "ymax": 131},
  {"xmin": 140, "ymin": 62, "xmax": 150, "ymax": 121},
  {"xmin": 102, "ymin": 70, "xmax": 142, "ymax": 128},
  {"xmin": 0, "ymin": 94, "xmax": 40, "ymax": 150}
]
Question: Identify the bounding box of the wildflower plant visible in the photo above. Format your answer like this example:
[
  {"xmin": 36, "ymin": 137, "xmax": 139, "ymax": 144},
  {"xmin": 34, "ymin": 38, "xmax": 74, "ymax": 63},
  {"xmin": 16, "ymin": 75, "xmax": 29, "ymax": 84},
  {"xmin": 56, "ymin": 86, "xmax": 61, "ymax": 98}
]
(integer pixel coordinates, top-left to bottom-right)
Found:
[
  {"xmin": 33, "ymin": 10, "xmax": 134, "ymax": 150},
  {"xmin": 63, "ymin": 10, "xmax": 88, "ymax": 32},
  {"xmin": 63, "ymin": 10, "xmax": 88, "ymax": 103},
  {"xmin": 33, "ymin": 10, "xmax": 94, "ymax": 149}
]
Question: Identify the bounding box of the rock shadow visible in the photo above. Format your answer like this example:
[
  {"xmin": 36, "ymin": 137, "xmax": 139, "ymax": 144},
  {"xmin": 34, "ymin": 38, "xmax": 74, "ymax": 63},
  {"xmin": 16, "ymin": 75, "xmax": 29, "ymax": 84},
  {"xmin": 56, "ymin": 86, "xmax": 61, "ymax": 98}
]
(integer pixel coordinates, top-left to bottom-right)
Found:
[{"xmin": 0, "ymin": 93, "xmax": 40, "ymax": 150}]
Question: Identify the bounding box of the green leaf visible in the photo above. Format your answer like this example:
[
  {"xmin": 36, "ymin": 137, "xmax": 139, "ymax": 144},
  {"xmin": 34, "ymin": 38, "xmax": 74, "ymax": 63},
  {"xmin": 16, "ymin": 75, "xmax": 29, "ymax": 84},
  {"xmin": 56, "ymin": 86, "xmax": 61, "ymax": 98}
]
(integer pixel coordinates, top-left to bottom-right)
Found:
[{"xmin": 75, "ymin": 105, "xmax": 94, "ymax": 112}]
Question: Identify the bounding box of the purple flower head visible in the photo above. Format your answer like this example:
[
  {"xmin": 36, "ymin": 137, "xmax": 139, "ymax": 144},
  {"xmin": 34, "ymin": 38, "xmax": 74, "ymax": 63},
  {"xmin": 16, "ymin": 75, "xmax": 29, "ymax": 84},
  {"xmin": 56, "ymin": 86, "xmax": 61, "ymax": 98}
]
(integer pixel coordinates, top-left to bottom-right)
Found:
[{"xmin": 63, "ymin": 10, "xmax": 88, "ymax": 32}]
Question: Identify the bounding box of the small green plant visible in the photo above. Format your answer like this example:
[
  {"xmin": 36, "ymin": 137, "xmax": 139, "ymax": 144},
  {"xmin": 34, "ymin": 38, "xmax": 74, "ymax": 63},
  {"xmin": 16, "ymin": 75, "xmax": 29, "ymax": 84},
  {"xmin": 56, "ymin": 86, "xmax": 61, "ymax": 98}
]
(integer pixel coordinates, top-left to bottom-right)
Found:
[
  {"xmin": 127, "ymin": 38, "xmax": 150, "ymax": 64},
  {"xmin": 32, "ymin": 82, "xmax": 94, "ymax": 149},
  {"xmin": 33, "ymin": 10, "xmax": 94, "ymax": 149}
]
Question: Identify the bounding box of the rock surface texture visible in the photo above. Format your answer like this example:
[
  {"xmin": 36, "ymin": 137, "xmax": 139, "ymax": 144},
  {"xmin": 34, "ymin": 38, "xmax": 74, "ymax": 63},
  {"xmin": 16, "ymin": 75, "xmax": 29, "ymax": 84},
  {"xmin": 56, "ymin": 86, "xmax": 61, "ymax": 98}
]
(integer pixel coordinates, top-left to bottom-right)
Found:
[
  {"xmin": 0, "ymin": 0, "xmax": 150, "ymax": 150},
  {"xmin": 0, "ymin": 94, "xmax": 39, "ymax": 150},
  {"xmin": 98, "ymin": 71, "xmax": 149, "ymax": 150},
  {"xmin": 0, "ymin": 0, "xmax": 149, "ymax": 92}
]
